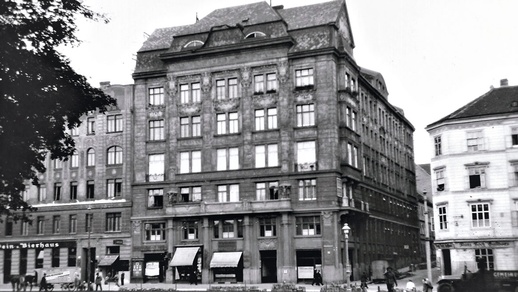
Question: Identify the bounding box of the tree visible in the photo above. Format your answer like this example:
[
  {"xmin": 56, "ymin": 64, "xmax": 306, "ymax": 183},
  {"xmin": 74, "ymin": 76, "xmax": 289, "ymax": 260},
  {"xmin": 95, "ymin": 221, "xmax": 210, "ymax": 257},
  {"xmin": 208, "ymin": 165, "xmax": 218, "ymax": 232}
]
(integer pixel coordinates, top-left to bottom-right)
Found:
[{"xmin": 0, "ymin": 0, "xmax": 116, "ymax": 222}]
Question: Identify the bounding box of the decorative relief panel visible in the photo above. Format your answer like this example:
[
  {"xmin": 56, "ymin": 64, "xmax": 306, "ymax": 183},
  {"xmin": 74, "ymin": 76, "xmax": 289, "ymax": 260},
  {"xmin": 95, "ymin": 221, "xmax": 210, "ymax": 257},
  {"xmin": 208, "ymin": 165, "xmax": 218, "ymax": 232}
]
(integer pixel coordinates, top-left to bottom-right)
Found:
[
  {"xmin": 178, "ymin": 103, "xmax": 202, "ymax": 115},
  {"xmin": 167, "ymin": 73, "xmax": 177, "ymax": 97},
  {"xmin": 278, "ymin": 61, "xmax": 289, "ymax": 83},
  {"xmin": 201, "ymin": 72, "xmax": 212, "ymax": 93},
  {"xmin": 295, "ymin": 89, "xmax": 316, "ymax": 102},
  {"xmin": 214, "ymin": 97, "xmax": 241, "ymax": 112},
  {"xmin": 252, "ymin": 94, "xmax": 278, "ymax": 108},
  {"xmin": 148, "ymin": 107, "xmax": 165, "ymax": 119},
  {"xmin": 84, "ymin": 138, "xmax": 94, "ymax": 147},
  {"xmin": 240, "ymin": 67, "xmax": 251, "ymax": 88},
  {"xmin": 107, "ymin": 135, "xmax": 122, "ymax": 146},
  {"xmin": 258, "ymin": 238, "xmax": 277, "ymax": 250}
]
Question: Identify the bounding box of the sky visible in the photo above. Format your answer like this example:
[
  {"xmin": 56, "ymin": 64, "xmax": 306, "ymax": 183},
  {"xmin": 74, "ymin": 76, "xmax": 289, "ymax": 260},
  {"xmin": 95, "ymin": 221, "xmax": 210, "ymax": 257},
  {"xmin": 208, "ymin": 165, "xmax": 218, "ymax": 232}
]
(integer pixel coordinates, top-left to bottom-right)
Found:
[{"xmin": 59, "ymin": 0, "xmax": 518, "ymax": 164}]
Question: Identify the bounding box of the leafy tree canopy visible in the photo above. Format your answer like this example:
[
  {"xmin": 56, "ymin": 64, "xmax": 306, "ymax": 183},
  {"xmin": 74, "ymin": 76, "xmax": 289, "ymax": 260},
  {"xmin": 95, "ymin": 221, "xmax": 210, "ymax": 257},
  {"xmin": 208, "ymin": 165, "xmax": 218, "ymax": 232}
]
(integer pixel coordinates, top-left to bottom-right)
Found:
[{"xmin": 0, "ymin": 0, "xmax": 116, "ymax": 221}]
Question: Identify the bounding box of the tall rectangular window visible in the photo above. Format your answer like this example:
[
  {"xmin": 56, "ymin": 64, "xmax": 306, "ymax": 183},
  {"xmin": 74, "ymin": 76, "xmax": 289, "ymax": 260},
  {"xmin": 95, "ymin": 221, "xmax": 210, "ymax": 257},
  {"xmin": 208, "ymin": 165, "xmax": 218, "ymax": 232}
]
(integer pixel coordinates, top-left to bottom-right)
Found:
[
  {"xmin": 148, "ymin": 154, "xmax": 165, "ymax": 182},
  {"xmin": 107, "ymin": 178, "xmax": 122, "ymax": 198},
  {"xmin": 38, "ymin": 185, "xmax": 47, "ymax": 202},
  {"xmin": 296, "ymin": 216, "xmax": 320, "ymax": 235},
  {"xmin": 87, "ymin": 148, "xmax": 95, "ymax": 167},
  {"xmin": 471, "ymin": 203, "xmax": 490, "ymax": 228},
  {"xmin": 149, "ymin": 120, "xmax": 164, "ymax": 140},
  {"xmin": 468, "ymin": 167, "xmax": 486, "ymax": 189},
  {"xmin": 182, "ymin": 221, "xmax": 199, "ymax": 240},
  {"xmin": 37, "ymin": 216, "xmax": 45, "ymax": 235},
  {"xmin": 212, "ymin": 219, "xmax": 243, "ymax": 239},
  {"xmin": 145, "ymin": 222, "xmax": 165, "ymax": 241},
  {"xmin": 254, "ymin": 75, "xmax": 264, "ymax": 94},
  {"xmin": 107, "ymin": 114, "xmax": 123, "ymax": 133},
  {"xmin": 70, "ymin": 151, "xmax": 79, "ymax": 168},
  {"xmin": 296, "ymin": 104, "xmax": 315, "ymax": 127},
  {"xmin": 179, "ymin": 186, "xmax": 202, "ymax": 202},
  {"xmin": 180, "ymin": 83, "xmax": 201, "ymax": 104},
  {"xmin": 216, "ymin": 80, "xmax": 225, "ymax": 100},
  {"xmin": 54, "ymin": 159, "xmax": 63, "ymax": 169},
  {"xmin": 255, "ymin": 182, "xmax": 278, "ymax": 201},
  {"xmin": 297, "ymin": 141, "xmax": 316, "ymax": 171},
  {"xmin": 217, "ymin": 184, "xmax": 239, "ymax": 202},
  {"xmin": 21, "ymin": 221, "xmax": 29, "ymax": 236},
  {"xmin": 217, "ymin": 113, "xmax": 226, "ymax": 134},
  {"xmin": 53, "ymin": 215, "xmax": 61, "ymax": 234},
  {"xmin": 69, "ymin": 215, "xmax": 77, "ymax": 234},
  {"xmin": 217, "ymin": 148, "xmax": 239, "ymax": 171},
  {"xmin": 475, "ymin": 249, "xmax": 494, "ymax": 270},
  {"xmin": 5, "ymin": 217, "xmax": 13, "ymax": 236},
  {"xmin": 347, "ymin": 143, "xmax": 358, "ymax": 168},
  {"xmin": 434, "ymin": 136, "xmax": 442, "ymax": 156},
  {"xmin": 298, "ymin": 179, "xmax": 316, "ymax": 201},
  {"xmin": 229, "ymin": 112, "xmax": 239, "ymax": 133},
  {"xmin": 148, "ymin": 189, "xmax": 164, "ymax": 208},
  {"xmin": 106, "ymin": 213, "xmax": 122, "ymax": 232},
  {"xmin": 435, "ymin": 169, "xmax": 445, "ymax": 191},
  {"xmin": 87, "ymin": 117, "xmax": 95, "ymax": 135},
  {"xmin": 85, "ymin": 214, "xmax": 93, "ymax": 233},
  {"xmin": 228, "ymin": 78, "xmax": 238, "ymax": 98},
  {"xmin": 180, "ymin": 84, "xmax": 189, "ymax": 104},
  {"xmin": 295, "ymin": 68, "xmax": 314, "ymax": 88},
  {"xmin": 467, "ymin": 131, "xmax": 484, "ymax": 151},
  {"xmin": 255, "ymin": 109, "xmax": 265, "ymax": 131},
  {"xmin": 180, "ymin": 151, "xmax": 201, "ymax": 174},
  {"xmin": 53, "ymin": 183, "xmax": 62, "ymax": 201},
  {"xmin": 216, "ymin": 78, "xmax": 238, "ymax": 99},
  {"xmin": 259, "ymin": 217, "xmax": 277, "ymax": 237},
  {"xmin": 107, "ymin": 146, "xmax": 123, "ymax": 165},
  {"xmin": 51, "ymin": 247, "xmax": 60, "ymax": 267},
  {"xmin": 216, "ymin": 112, "xmax": 239, "ymax": 134},
  {"xmin": 35, "ymin": 248, "xmax": 43, "ymax": 268},
  {"xmin": 86, "ymin": 181, "xmax": 95, "ymax": 199},
  {"xmin": 255, "ymin": 144, "xmax": 278, "ymax": 168},
  {"xmin": 180, "ymin": 116, "xmax": 201, "ymax": 138},
  {"xmin": 267, "ymin": 108, "xmax": 277, "ymax": 129},
  {"xmin": 68, "ymin": 247, "xmax": 76, "ymax": 267},
  {"xmin": 255, "ymin": 108, "xmax": 277, "ymax": 131},
  {"xmin": 149, "ymin": 87, "xmax": 164, "ymax": 106},
  {"xmin": 70, "ymin": 182, "xmax": 78, "ymax": 200},
  {"xmin": 266, "ymin": 73, "xmax": 277, "ymax": 92}
]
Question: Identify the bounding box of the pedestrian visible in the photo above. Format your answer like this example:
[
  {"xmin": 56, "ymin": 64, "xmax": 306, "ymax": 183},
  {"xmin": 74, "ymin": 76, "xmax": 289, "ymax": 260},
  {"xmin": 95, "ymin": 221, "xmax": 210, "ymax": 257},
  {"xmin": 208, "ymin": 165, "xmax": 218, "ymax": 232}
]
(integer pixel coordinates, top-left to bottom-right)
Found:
[
  {"xmin": 39, "ymin": 273, "xmax": 48, "ymax": 292},
  {"xmin": 189, "ymin": 269, "xmax": 198, "ymax": 285},
  {"xmin": 311, "ymin": 270, "xmax": 323, "ymax": 286},
  {"xmin": 405, "ymin": 279, "xmax": 416, "ymax": 292},
  {"xmin": 73, "ymin": 274, "xmax": 81, "ymax": 291},
  {"xmin": 95, "ymin": 273, "xmax": 102, "ymax": 291},
  {"xmin": 120, "ymin": 273, "xmax": 125, "ymax": 286},
  {"xmin": 384, "ymin": 267, "xmax": 398, "ymax": 292},
  {"xmin": 360, "ymin": 272, "xmax": 368, "ymax": 292},
  {"xmin": 422, "ymin": 278, "xmax": 433, "ymax": 292}
]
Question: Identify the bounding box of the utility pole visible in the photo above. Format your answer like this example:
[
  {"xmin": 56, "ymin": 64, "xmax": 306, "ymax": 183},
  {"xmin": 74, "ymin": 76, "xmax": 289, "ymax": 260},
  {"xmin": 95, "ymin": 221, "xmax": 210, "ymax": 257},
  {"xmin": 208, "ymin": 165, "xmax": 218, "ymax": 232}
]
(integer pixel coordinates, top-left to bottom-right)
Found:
[
  {"xmin": 87, "ymin": 206, "xmax": 92, "ymax": 291},
  {"xmin": 423, "ymin": 191, "xmax": 432, "ymax": 281}
]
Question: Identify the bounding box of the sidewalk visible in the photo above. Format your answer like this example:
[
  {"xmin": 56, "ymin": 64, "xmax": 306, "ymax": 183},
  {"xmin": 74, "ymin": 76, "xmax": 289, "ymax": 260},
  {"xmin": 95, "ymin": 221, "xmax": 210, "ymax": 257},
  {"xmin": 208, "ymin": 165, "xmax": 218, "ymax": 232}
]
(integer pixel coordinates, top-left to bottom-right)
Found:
[{"xmin": 0, "ymin": 268, "xmax": 440, "ymax": 292}]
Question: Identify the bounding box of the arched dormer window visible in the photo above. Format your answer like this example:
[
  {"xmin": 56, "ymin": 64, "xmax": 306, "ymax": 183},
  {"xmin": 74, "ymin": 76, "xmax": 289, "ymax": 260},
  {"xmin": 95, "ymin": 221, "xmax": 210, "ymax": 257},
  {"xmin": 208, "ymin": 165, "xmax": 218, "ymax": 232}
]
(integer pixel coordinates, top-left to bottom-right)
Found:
[
  {"xmin": 184, "ymin": 40, "xmax": 204, "ymax": 48},
  {"xmin": 245, "ymin": 31, "xmax": 266, "ymax": 39}
]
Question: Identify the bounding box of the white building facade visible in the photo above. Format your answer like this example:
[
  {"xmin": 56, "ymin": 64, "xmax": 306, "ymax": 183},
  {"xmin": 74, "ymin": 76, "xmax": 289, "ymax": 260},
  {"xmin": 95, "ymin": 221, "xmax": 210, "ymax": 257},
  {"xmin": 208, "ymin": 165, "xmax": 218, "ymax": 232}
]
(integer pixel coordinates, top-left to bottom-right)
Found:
[{"xmin": 426, "ymin": 81, "xmax": 518, "ymax": 276}]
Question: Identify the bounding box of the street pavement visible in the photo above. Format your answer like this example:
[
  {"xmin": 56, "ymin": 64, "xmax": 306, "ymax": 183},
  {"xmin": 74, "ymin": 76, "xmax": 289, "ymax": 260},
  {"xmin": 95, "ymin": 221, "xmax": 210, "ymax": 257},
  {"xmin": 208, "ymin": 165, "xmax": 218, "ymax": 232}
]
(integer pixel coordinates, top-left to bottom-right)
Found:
[{"xmin": 0, "ymin": 268, "xmax": 441, "ymax": 292}]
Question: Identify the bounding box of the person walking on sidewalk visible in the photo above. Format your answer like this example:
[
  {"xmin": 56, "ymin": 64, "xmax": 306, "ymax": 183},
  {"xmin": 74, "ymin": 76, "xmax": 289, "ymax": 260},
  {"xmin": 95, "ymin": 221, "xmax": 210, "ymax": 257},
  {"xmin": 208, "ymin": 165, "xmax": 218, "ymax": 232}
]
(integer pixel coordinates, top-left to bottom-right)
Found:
[
  {"xmin": 422, "ymin": 278, "xmax": 433, "ymax": 292},
  {"xmin": 95, "ymin": 273, "xmax": 102, "ymax": 291},
  {"xmin": 384, "ymin": 267, "xmax": 398, "ymax": 292},
  {"xmin": 360, "ymin": 272, "xmax": 369, "ymax": 292}
]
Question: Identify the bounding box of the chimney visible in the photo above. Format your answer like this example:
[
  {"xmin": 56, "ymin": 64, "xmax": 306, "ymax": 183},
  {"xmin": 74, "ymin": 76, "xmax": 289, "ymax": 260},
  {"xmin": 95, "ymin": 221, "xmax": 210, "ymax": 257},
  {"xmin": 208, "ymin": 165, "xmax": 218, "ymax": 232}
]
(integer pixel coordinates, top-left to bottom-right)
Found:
[
  {"xmin": 500, "ymin": 79, "xmax": 508, "ymax": 87},
  {"xmin": 272, "ymin": 5, "xmax": 284, "ymax": 10},
  {"xmin": 100, "ymin": 81, "xmax": 111, "ymax": 89}
]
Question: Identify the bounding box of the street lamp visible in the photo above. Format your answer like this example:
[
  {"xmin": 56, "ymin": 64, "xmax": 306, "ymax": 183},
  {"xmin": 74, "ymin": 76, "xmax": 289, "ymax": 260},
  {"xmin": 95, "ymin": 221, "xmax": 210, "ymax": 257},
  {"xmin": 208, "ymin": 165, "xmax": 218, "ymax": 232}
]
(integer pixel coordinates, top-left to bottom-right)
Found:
[
  {"xmin": 423, "ymin": 191, "xmax": 433, "ymax": 282},
  {"xmin": 342, "ymin": 223, "xmax": 351, "ymax": 292},
  {"xmin": 87, "ymin": 206, "xmax": 92, "ymax": 292}
]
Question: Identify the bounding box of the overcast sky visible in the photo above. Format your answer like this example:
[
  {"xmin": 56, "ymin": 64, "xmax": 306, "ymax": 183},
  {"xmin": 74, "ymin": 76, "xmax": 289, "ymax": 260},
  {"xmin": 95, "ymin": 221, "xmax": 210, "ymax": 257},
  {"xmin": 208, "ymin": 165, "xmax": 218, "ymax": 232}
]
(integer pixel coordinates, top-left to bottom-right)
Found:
[{"xmin": 59, "ymin": 0, "xmax": 518, "ymax": 164}]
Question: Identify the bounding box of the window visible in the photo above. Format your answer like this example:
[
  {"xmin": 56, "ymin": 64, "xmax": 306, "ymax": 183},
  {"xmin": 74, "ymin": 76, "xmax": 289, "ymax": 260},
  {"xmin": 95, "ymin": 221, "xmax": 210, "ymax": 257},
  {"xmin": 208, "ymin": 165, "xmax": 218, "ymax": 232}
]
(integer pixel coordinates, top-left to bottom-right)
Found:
[
  {"xmin": 296, "ymin": 141, "xmax": 316, "ymax": 171},
  {"xmin": 145, "ymin": 222, "xmax": 165, "ymax": 241},
  {"xmin": 475, "ymin": 249, "xmax": 494, "ymax": 270},
  {"xmin": 296, "ymin": 216, "xmax": 321, "ymax": 236},
  {"xmin": 53, "ymin": 215, "xmax": 61, "ymax": 234},
  {"xmin": 299, "ymin": 179, "xmax": 316, "ymax": 201},
  {"xmin": 71, "ymin": 127, "xmax": 79, "ymax": 136},
  {"xmin": 149, "ymin": 87, "xmax": 164, "ymax": 106},
  {"xmin": 259, "ymin": 217, "xmax": 277, "ymax": 237},
  {"xmin": 179, "ymin": 151, "xmax": 201, "ymax": 174},
  {"xmin": 184, "ymin": 40, "xmax": 204, "ymax": 47},
  {"xmin": 53, "ymin": 183, "xmax": 61, "ymax": 201},
  {"xmin": 54, "ymin": 159, "xmax": 63, "ymax": 169},
  {"xmin": 37, "ymin": 216, "xmax": 45, "ymax": 235},
  {"xmin": 435, "ymin": 169, "xmax": 445, "ymax": 191},
  {"xmin": 69, "ymin": 215, "xmax": 77, "ymax": 234},
  {"xmin": 5, "ymin": 217, "xmax": 13, "ymax": 236},
  {"xmin": 180, "ymin": 116, "xmax": 201, "ymax": 138},
  {"xmin": 87, "ymin": 117, "xmax": 95, "ymax": 135},
  {"xmin": 216, "ymin": 78, "xmax": 238, "ymax": 100},
  {"xmin": 21, "ymin": 221, "xmax": 29, "ymax": 236},
  {"xmin": 467, "ymin": 131, "xmax": 484, "ymax": 151},
  {"xmin": 106, "ymin": 213, "xmax": 122, "ymax": 232},
  {"xmin": 245, "ymin": 31, "xmax": 266, "ymax": 39},
  {"xmin": 70, "ymin": 182, "xmax": 78, "ymax": 200},
  {"xmin": 255, "ymin": 144, "xmax": 278, "ymax": 168},
  {"xmin": 296, "ymin": 104, "xmax": 315, "ymax": 127},
  {"xmin": 107, "ymin": 179, "xmax": 122, "ymax": 198},
  {"xmin": 87, "ymin": 148, "xmax": 95, "ymax": 167},
  {"xmin": 148, "ymin": 189, "xmax": 164, "ymax": 208},
  {"xmin": 434, "ymin": 136, "xmax": 442, "ymax": 156},
  {"xmin": 106, "ymin": 246, "xmax": 119, "ymax": 255},
  {"xmin": 468, "ymin": 167, "xmax": 486, "ymax": 189},
  {"xmin": 182, "ymin": 221, "xmax": 199, "ymax": 240},
  {"xmin": 147, "ymin": 154, "xmax": 165, "ymax": 182},
  {"xmin": 213, "ymin": 219, "xmax": 243, "ymax": 238},
  {"xmin": 35, "ymin": 248, "xmax": 43, "ymax": 268},
  {"xmin": 180, "ymin": 82, "xmax": 201, "ymax": 104},
  {"xmin": 295, "ymin": 68, "xmax": 314, "ymax": 88},
  {"xmin": 216, "ymin": 112, "xmax": 239, "ymax": 134},
  {"xmin": 347, "ymin": 143, "xmax": 358, "ymax": 168},
  {"xmin": 107, "ymin": 114, "xmax": 123, "ymax": 133},
  {"xmin": 85, "ymin": 214, "xmax": 93, "ymax": 233},
  {"xmin": 38, "ymin": 185, "xmax": 46, "ymax": 201},
  {"xmin": 51, "ymin": 247, "xmax": 59, "ymax": 267},
  {"xmin": 471, "ymin": 203, "xmax": 490, "ymax": 228},
  {"xmin": 149, "ymin": 120, "xmax": 164, "ymax": 141},
  {"xmin": 217, "ymin": 184, "xmax": 239, "ymax": 202},
  {"xmin": 255, "ymin": 108, "xmax": 277, "ymax": 131},
  {"xmin": 253, "ymin": 73, "xmax": 277, "ymax": 94},
  {"xmin": 345, "ymin": 107, "xmax": 357, "ymax": 130},
  {"xmin": 70, "ymin": 151, "xmax": 78, "ymax": 168},
  {"xmin": 68, "ymin": 247, "xmax": 77, "ymax": 267},
  {"xmin": 86, "ymin": 181, "xmax": 95, "ymax": 199},
  {"xmin": 255, "ymin": 182, "xmax": 279, "ymax": 201},
  {"xmin": 107, "ymin": 146, "xmax": 123, "ymax": 165},
  {"xmin": 217, "ymin": 148, "xmax": 239, "ymax": 171},
  {"xmin": 179, "ymin": 187, "xmax": 202, "ymax": 202}
]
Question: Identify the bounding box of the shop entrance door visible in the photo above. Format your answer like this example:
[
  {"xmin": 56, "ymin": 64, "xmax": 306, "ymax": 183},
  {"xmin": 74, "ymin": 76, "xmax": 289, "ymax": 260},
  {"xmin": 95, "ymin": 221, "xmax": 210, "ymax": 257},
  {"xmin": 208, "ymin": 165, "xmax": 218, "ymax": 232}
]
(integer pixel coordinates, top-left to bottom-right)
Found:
[{"xmin": 260, "ymin": 250, "xmax": 277, "ymax": 283}]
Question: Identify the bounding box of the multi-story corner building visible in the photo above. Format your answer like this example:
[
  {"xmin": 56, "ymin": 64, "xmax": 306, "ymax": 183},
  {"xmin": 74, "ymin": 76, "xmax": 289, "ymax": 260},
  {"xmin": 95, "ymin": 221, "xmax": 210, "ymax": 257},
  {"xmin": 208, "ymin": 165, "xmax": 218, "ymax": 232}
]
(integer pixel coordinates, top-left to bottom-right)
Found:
[
  {"xmin": 0, "ymin": 82, "xmax": 134, "ymax": 284},
  {"xmin": 426, "ymin": 79, "xmax": 518, "ymax": 276},
  {"xmin": 131, "ymin": 0, "xmax": 418, "ymax": 285}
]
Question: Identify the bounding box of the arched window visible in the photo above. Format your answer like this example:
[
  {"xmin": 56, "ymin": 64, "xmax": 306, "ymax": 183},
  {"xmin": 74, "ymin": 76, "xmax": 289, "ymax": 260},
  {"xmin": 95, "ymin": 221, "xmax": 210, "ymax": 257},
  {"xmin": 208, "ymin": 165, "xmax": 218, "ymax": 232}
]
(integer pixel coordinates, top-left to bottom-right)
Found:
[
  {"xmin": 184, "ymin": 40, "xmax": 204, "ymax": 48},
  {"xmin": 107, "ymin": 146, "xmax": 123, "ymax": 165},
  {"xmin": 245, "ymin": 31, "xmax": 266, "ymax": 39},
  {"xmin": 87, "ymin": 148, "xmax": 95, "ymax": 167}
]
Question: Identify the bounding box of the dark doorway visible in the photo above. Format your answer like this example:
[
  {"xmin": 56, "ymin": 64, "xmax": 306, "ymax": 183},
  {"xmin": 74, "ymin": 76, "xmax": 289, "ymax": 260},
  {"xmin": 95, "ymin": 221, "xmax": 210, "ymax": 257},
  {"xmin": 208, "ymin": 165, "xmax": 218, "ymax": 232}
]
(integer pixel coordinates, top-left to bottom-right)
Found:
[
  {"xmin": 260, "ymin": 250, "xmax": 277, "ymax": 283},
  {"xmin": 442, "ymin": 249, "xmax": 452, "ymax": 275},
  {"xmin": 296, "ymin": 250, "xmax": 322, "ymax": 283},
  {"xmin": 82, "ymin": 247, "xmax": 96, "ymax": 283},
  {"xmin": 4, "ymin": 250, "xmax": 12, "ymax": 283}
]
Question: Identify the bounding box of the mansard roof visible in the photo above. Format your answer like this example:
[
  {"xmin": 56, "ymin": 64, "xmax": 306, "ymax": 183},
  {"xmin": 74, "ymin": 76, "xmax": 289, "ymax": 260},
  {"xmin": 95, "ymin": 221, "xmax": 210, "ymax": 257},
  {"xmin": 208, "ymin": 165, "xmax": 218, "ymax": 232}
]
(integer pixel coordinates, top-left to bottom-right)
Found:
[
  {"xmin": 138, "ymin": 0, "xmax": 345, "ymax": 53},
  {"xmin": 427, "ymin": 85, "xmax": 518, "ymax": 128}
]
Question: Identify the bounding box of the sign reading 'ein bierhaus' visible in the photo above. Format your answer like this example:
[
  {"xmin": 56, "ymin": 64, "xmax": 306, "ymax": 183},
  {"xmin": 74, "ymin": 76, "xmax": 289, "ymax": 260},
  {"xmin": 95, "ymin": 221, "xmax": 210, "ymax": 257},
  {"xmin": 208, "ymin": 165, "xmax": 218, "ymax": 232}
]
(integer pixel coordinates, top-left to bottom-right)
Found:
[{"xmin": 0, "ymin": 241, "xmax": 76, "ymax": 250}]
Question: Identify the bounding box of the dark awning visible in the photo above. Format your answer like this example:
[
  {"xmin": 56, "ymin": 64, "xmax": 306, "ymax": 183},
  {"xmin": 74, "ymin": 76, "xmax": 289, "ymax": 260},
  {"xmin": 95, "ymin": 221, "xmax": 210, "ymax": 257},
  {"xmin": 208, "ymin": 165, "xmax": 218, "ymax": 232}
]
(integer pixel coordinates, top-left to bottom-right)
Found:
[
  {"xmin": 210, "ymin": 252, "xmax": 242, "ymax": 268},
  {"xmin": 170, "ymin": 247, "xmax": 200, "ymax": 267},
  {"xmin": 98, "ymin": 255, "xmax": 119, "ymax": 267}
]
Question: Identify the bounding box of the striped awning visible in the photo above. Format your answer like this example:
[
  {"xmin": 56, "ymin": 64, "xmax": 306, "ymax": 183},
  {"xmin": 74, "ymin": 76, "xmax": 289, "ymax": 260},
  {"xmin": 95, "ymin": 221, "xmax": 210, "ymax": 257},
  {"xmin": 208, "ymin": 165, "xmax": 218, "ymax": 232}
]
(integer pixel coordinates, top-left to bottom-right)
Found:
[
  {"xmin": 210, "ymin": 252, "xmax": 242, "ymax": 268},
  {"xmin": 170, "ymin": 247, "xmax": 200, "ymax": 267}
]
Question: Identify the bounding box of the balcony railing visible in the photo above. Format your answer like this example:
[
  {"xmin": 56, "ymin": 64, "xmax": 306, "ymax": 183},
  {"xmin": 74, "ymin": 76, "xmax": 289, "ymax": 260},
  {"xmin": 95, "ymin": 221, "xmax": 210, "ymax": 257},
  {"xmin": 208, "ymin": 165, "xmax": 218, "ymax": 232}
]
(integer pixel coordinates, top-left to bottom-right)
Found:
[
  {"xmin": 167, "ymin": 198, "xmax": 292, "ymax": 215},
  {"xmin": 341, "ymin": 197, "xmax": 369, "ymax": 212}
]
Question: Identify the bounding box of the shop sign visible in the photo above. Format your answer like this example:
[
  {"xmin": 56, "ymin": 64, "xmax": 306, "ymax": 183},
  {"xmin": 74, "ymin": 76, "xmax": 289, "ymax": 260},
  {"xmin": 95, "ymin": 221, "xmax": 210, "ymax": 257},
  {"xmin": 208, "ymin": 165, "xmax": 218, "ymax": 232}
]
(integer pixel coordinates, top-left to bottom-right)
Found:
[
  {"xmin": 0, "ymin": 241, "xmax": 75, "ymax": 250},
  {"xmin": 113, "ymin": 240, "xmax": 123, "ymax": 245},
  {"xmin": 435, "ymin": 241, "xmax": 511, "ymax": 249}
]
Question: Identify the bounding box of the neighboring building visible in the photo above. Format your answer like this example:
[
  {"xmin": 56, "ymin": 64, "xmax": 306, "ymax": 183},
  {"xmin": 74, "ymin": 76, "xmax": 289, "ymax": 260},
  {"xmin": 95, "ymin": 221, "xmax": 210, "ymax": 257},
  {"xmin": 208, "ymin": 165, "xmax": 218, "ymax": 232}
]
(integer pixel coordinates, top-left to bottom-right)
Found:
[
  {"xmin": 0, "ymin": 83, "xmax": 134, "ymax": 284},
  {"xmin": 131, "ymin": 0, "xmax": 418, "ymax": 285},
  {"xmin": 415, "ymin": 164, "xmax": 436, "ymax": 265},
  {"xmin": 426, "ymin": 79, "xmax": 518, "ymax": 276}
]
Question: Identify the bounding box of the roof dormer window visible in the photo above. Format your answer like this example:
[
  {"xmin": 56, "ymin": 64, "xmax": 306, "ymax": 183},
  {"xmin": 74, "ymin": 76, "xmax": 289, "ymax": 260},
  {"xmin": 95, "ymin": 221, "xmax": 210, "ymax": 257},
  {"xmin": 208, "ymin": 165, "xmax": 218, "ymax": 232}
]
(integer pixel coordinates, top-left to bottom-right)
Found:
[
  {"xmin": 184, "ymin": 40, "xmax": 204, "ymax": 48},
  {"xmin": 245, "ymin": 32, "xmax": 266, "ymax": 39}
]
